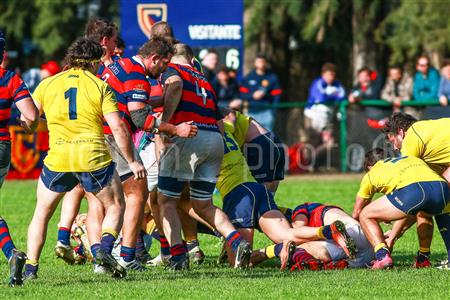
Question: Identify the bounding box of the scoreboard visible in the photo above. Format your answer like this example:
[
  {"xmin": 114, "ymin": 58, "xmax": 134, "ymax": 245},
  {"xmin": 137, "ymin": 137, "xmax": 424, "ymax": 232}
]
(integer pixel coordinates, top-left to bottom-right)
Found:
[{"xmin": 120, "ymin": 0, "xmax": 244, "ymax": 75}]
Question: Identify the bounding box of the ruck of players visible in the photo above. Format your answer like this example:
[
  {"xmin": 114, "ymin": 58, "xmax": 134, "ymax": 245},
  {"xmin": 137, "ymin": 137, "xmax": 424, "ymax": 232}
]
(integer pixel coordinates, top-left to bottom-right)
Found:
[{"xmin": 2, "ymin": 18, "xmax": 450, "ymax": 288}]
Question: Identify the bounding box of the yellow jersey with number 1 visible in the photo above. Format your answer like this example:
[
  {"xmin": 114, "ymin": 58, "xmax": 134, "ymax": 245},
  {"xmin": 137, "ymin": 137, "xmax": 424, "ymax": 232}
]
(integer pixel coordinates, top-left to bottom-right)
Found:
[
  {"xmin": 216, "ymin": 122, "xmax": 255, "ymax": 198},
  {"xmin": 357, "ymin": 155, "xmax": 445, "ymax": 200},
  {"xmin": 32, "ymin": 68, "xmax": 118, "ymax": 172}
]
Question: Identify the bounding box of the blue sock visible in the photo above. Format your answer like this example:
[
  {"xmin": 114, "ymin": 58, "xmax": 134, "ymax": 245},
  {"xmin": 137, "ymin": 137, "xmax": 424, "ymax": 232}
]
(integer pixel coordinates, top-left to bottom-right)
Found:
[
  {"xmin": 24, "ymin": 262, "xmax": 38, "ymax": 276},
  {"xmin": 0, "ymin": 218, "xmax": 16, "ymax": 260},
  {"xmin": 226, "ymin": 230, "xmax": 242, "ymax": 253},
  {"xmin": 274, "ymin": 243, "xmax": 284, "ymax": 257},
  {"xmin": 186, "ymin": 239, "xmax": 199, "ymax": 252},
  {"xmin": 435, "ymin": 213, "xmax": 450, "ymax": 261},
  {"xmin": 57, "ymin": 227, "xmax": 71, "ymax": 246},
  {"xmin": 120, "ymin": 245, "xmax": 136, "ymax": 262},
  {"xmin": 100, "ymin": 232, "xmax": 116, "ymax": 254},
  {"xmin": 136, "ymin": 231, "xmax": 146, "ymax": 254},
  {"xmin": 91, "ymin": 243, "xmax": 101, "ymax": 258},
  {"xmin": 375, "ymin": 247, "xmax": 390, "ymax": 261},
  {"xmin": 170, "ymin": 243, "xmax": 187, "ymax": 257},
  {"xmin": 160, "ymin": 235, "xmax": 170, "ymax": 256},
  {"xmin": 322, "ymin": 225, "xmax": 333, "ymax": 240}
]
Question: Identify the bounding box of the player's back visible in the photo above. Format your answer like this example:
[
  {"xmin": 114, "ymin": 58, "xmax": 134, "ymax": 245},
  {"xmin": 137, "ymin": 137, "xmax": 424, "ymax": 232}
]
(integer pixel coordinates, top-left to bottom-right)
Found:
[
  {"xmin": 402, "ymin": 118, "xmax": 450, "ymax": 167},
  {"xmin": 366, "ymin": 155, "xmax": 444, "ymax": 194},
  {"xmin": 33, "ymin": 68, "xmax": 117, "ymax": 172},
  {"xmin": 216, "ymin": 123, "xmax": 255, "ymax": 198}
]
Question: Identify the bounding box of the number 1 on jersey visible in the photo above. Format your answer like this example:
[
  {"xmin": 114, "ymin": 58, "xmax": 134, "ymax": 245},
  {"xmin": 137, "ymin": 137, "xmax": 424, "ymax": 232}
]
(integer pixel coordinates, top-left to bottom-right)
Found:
[{"xmin": 64, "ymin": 88, "xmax": 77, "ymax": 120}]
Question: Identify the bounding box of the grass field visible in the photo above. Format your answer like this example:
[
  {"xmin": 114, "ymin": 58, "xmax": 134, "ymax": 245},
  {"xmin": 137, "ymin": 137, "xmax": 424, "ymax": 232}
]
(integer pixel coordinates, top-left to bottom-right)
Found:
[{"xmin": 1, "ymin": 176, "xmax": 450, "ymax": 299}]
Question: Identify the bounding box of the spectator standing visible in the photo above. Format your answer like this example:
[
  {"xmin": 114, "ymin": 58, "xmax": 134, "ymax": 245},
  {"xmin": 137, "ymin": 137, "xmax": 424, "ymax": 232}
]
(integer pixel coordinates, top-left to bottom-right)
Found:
[
  {"xmin": 212, "ymin": 66, "xmax": 241, "ymax": 110},
  {"xmin": 381, "ymin": 65, "xmax": 413, "ymax": 114},
  {"xmin": 239, "ymin": 54, "xmax": 281, "ymax": 131},
  {"xmin": 201, "ymin": 50, "xmax": 219, "ymax": 82}
]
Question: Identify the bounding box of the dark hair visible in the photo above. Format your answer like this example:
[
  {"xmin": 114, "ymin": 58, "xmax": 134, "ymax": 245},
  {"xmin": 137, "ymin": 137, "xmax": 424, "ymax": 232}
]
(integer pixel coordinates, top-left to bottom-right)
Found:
[
  {"xmin": 255, "ymin": 53, "xmax": 267, "ymax": 60},
  {"xmin": 116, "ymin": 36, "xmax": 125, "ymax": 49},
  {"xmin": 138, "ymin": 37, "xmax": 175, "ymax": 58},
  {"xmin": 364, "ymin": 148, "xmax": 386, "ymax": 171},
  {"xmin": 322, "ymin": 63, "xmax": 336, "ymax": 73},
  {"xmin": 150, "ymin": 21, "xmax": 174, "ymax": 38},
  {"xmin": 442, "ymin": 59, "xmax": 450, "ymax": 68},
  {"xmin": 389, "ymin": 64, "xmax": 403, "ymax": 71},
  {"xmin": 0, "ymin": 31, "xmax": 5, "ymax": 64},
  {"xmin": 217, "ymin": 65, "xmax": 229, "ymax": 74},
  {"xmin": 357, "ymin": 67, "xmax": 371, "ymax": 75},
  {"xmin": 64, "ymin": 38, "xmax": 103, "ymax": 69},
  {"xmin": 84, "ymin": 17, "xmax": 117, "ymax": 42},
  {"xmin": 382, "ymin": 112, "xmax": 417, "ymax": 136},
  {"xmin": 173, "ymin": 43, "xmax": 194, "ymax": 61}
]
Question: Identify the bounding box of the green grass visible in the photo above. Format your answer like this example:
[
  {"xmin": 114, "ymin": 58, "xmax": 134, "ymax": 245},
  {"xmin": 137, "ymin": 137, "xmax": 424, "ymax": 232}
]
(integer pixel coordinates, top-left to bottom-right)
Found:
[{"xmin": 1, "ymin": 177, "xmax": 450, "ymax": 299}]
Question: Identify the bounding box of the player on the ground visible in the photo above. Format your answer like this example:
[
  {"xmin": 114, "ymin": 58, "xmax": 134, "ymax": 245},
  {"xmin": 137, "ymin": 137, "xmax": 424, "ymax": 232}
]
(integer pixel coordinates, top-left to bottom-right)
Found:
[
  {"xmin": 355, "ymin": 148, "xmax": 449, "ymax": 269},
  {"xmin": 223, "ymin": 109, "xmax": 285, "ymax": 194},
  {"xmin": 253, "ymin": 202, "xmax": 373, "ymax": 271},
  {"xmin": 24, "ymin": 38, "xmax": 146, "ymax": 280},
  {"xmin": 216, "ymin": 121, "xmax": 357, "ymax": 267},
  {"xmin": 99, "ymin": 37, "xmax": 197, "ymax": 271},
  {"xmin": 157, "ymin": 43, "xmax": 254, "ymax": 270},
  {"xmin": 382, "ymin": 112, "xmax": 450, "ymax": 269},
  {"xmin": 54, "ymin": 17, "xmax": 120, "ymax": 266},
  {"xmin": 0, "ymin": 31, "xmax": 39, "ymax": 286}
]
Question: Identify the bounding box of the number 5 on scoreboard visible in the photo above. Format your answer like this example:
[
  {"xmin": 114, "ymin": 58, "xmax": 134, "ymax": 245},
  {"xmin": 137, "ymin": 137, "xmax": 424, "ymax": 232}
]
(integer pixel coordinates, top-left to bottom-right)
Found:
[{"xmin": 64, "ymin": 88, "xmax": 78, "ymax": 120}]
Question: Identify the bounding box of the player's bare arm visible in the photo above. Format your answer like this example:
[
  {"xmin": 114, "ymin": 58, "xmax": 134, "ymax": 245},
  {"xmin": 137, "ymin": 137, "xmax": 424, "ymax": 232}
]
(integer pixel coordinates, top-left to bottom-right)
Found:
[
  {"xmin": 352, "ymin": 196, "xmax": 371, "ymax": 220},
  {"xmin": 16, "ymin": 97, "xmax": 39, "ymax": 133},
  {"xmin": 161, "ymin": 75, "xmax": 183, "ymax": 123},
  {"xmin": 104, "ymin": 111, "xmax": 146, "ymax": 180},
  {"xmin": 128, "ymin": 99, "xmax": 197, "ymax": 138}
]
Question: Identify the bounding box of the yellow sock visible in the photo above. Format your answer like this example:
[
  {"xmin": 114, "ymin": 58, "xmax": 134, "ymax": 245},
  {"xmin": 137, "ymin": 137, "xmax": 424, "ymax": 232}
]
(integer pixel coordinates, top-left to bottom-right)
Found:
[
  {"xmin": 101, "ymin": 228, "xmax": 118, "ymax": 239},
  {"xmin": 317, "ymin": 227, "xmax": 325, "ymax": 239},
  {"xmin": 26, "ymin": 259, "xmax": 39, "ymax": 266},
  {"xmin": 419, "ymin": 247, "xmax": 430, "ymax": 253},
  {"xmin": 374, "ymin": 242, "xmax": 388, "ymax": 252},
  {"xmin": 265, "ymin": 245, "xmax": 276, "ymax": 258}
]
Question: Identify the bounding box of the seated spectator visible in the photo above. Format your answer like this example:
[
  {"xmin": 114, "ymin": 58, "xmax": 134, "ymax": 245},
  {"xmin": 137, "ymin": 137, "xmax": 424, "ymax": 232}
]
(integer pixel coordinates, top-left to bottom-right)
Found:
[
  {"xmin": 381, "ymin": 65, "xmax": 413, "ymax": 113},
  {"xmin": 349, "ymin": 67, "xmax": 387, "ymax": 129},
  {"xmin": 303, "ymin": 63, "xmax": 345, "ymax": 171},
  {"xmin": 413, "ymin": 55, "xmax": 440, "ymax": 101},
  {"xmin": 212, "ymin": 66, "xmax": 241, "ymax": 110},
  {"xmin": 438, "ymin": 60, "xmax": 450, "ymax": 107},
  {"xmin": 201, "ymin": 49, "xmax": 219, "ymax": 82},
  {"xmin": 304, "ymin": 63, "xmax": 345, "ymax": 142},
  {"xmin": 239, "ymin": 54, "xmax": 281, "ymax": 131}
]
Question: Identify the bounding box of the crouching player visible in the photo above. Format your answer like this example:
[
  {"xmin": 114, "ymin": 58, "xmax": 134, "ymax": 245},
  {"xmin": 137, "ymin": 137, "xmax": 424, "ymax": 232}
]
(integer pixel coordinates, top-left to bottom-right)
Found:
[
  {"xmin": 255, "ymin": 202, "xmax": 373, "ymax": 271},
  {"xmin": 355, "ymin": 148, "xmax": 449, "ymax": 269},
  {"xmin": 217, "ymin": 122, "xmax": 357, "ymax": 267},
  {"xmin": 24, "ymin": 38, "xmax": 146, "ymax": 280}
]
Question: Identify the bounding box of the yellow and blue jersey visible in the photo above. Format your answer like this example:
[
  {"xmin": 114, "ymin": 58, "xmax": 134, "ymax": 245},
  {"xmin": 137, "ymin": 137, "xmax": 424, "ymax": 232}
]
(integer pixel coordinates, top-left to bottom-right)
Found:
[
  {"xmin": 401, "ymin": 118, "xmax": 450, "ymax": 171},
  {"xmin": 216, "ymin": 122, "xmax": 255, "ymax": 198},
  {"xmin": 227, "ymin": 110, "xmax": 251, "ymax": 148},
  {"xmin": 357, "ymin": 155, "xmax": 445, "ymax": 199},
  {"xmin": 33, "ymin": 68, "xmax": 118, "ymax": 172}
]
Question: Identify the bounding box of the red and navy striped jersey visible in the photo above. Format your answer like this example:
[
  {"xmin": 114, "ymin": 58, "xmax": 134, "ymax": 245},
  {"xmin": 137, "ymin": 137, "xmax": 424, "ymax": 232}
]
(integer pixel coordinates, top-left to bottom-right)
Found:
[
  {"xmin": 0, "ymin": 68, "xmax": 31, "ymax": 140},
  {"xmin": 291, "ymin": 202, "xmax": 341, "ymax": 227},
  {"xmin": 99, "ymin": 56, "xmax": 151, "ymax": 134},
  {"xmin": 148, "ymin": 78, "xmax": 164, "ymax": 113},
  {"xmin": 161, "ymin": 63, "xmax": 218, "ymax": 131}
]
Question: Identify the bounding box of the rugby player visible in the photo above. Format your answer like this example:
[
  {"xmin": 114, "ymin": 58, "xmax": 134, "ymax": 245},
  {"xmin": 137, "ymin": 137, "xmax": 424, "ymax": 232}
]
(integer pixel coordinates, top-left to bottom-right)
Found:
[
  {"xmin": 355, "ymin": 148, "xmax": 449, "ymax": 269},
  {"xmin": 217, "ymin": 121, "xmax": 357, "ymax": 267},
  {"xmin": 24, "ymin": 38, "xmax": 146, "ymax": 279},
  {"xmin": 254, "ymin": 202, "xmax": 373, "ymax": 271},
  {"xmin": 0, "ymin": 31, "xmax": 39, "ymax": 286},
  {"xmin": 98, "ymin": 37, "xmax": 197, "ymax": 271},
  {"xmin": 223, "ymin": 109, "xmax": 285, "ymax": 194},
  {"xmin": 157, "ymin": 43, "xmax": 253, "ymax": 270},
  {"xmin": 54, "ymin": 17, "xmax": 119, "ymax": 266},
  {"xmin": 382, "ymin": 113, "xmax": 450, "ymax": 268}
]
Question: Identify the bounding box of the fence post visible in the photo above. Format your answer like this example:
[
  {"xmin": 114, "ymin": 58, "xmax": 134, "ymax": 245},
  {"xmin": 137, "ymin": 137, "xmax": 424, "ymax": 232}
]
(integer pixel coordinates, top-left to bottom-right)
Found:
[{"xmin": 339, "ymin": 101, "xmax": 348, "ymax": 173}]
